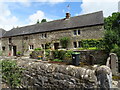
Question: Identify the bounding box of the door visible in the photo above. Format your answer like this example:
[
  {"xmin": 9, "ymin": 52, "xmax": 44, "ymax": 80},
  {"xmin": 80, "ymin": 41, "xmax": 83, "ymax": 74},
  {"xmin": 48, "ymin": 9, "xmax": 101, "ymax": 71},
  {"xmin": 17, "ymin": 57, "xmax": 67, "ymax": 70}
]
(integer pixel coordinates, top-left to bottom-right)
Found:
[
  {"xmin": 54, "ymin": 43, "xmax": 59, "ymax": 50},
  {"xmin": 13, "ymin": 46, "xmax": 17, "ymax": 56}
]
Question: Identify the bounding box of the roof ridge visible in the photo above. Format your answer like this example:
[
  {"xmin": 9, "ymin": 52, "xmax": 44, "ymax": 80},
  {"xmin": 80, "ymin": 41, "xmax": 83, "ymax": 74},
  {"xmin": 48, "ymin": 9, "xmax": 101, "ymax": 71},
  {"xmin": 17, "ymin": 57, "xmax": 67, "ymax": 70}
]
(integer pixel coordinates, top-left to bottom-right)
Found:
[{"xmin": 9, "ymin": 11, "xmax": 103, "ymax": 31}]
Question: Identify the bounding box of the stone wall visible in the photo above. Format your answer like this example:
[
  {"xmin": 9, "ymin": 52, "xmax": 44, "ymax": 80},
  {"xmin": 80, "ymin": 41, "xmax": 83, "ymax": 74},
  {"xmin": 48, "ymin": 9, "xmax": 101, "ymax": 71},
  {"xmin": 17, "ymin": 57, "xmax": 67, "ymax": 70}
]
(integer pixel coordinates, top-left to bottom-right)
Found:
[
  {"xmin": 16, "ymin": 59, "xmax": 98, "ymax": 89},
  {"xmin": 75, "ymin": 50, "xmax": 108, "ymax": 65},
  {"xmin": 2, "ymin": 25, "xmax": 104, "ymax": 56}
]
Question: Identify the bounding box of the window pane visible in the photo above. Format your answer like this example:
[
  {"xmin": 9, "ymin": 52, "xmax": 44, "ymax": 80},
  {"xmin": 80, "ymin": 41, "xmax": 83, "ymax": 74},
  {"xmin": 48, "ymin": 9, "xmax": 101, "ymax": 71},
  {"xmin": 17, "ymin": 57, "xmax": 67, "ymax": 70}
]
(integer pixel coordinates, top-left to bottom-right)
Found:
[
  {"xmin": 42, "ymin": 34, "xmax": 44, "ymax": 38},
  {"xmin": 32, "ymin": 45, "xmax": 34, "ymax": 49},
  {"xmin": 2, "ymin": 46, "xmax": 5, "ymax": 51},
  {"xmin": 78, "ymin": 41, "xmax": 81, "ymax": 47},
  {"xmin": 9, "ymin": 38, "xmax": 12, "ymax": 43},
  {"xmin": 73, "ymin": 42, "xmax": 77, "ymax": 48},
  {"xmin": 45, "ymin": 34, "xmax": 47, "ymax": 38},
  {"xmin": 78, "ymin": 30, "xmax": 81, "ymax": 35},
  {"xmin": 74, "ymin": 30, "xmax": 77, "ymax": 35}
]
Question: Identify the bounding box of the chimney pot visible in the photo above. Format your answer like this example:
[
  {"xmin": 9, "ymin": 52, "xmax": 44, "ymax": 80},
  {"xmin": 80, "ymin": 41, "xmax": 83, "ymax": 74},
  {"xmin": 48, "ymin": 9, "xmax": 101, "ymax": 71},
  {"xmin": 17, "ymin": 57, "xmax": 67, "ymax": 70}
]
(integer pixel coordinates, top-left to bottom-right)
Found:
[{"xmin": 66, "ymin": 13, "xmax": 70, "ymax": 19}]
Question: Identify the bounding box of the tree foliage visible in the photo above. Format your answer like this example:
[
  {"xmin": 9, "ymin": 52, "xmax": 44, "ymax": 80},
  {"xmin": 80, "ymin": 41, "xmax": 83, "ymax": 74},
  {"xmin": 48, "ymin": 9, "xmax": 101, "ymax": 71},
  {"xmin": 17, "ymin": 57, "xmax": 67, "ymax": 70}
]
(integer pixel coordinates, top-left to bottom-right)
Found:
[
  {"xmin": 1, "ymin": 60, "xmax": 24, "ymax": 88},
  {"xmin": 104, "ymin": 12, "xmax": 120, "ymax": 52},
  {"xmin": 41, "ymin": 19, "xmax": 47, "ymax": 23},
  {"xmin": 104, "ymin": 12, "xmax": 120, "ymax": 72}
]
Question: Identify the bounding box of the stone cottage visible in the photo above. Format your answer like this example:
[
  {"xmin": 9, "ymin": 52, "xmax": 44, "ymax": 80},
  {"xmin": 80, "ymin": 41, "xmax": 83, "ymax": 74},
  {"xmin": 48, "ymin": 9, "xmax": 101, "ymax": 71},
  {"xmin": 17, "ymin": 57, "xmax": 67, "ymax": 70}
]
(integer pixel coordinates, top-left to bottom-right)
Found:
[
  {"xmin": 0, "ymin": 29, "xmax": 6, "ymax": 51},
  {"xmin": 1, "ymin": 11, "xmax": 104, "ymax": 56}
]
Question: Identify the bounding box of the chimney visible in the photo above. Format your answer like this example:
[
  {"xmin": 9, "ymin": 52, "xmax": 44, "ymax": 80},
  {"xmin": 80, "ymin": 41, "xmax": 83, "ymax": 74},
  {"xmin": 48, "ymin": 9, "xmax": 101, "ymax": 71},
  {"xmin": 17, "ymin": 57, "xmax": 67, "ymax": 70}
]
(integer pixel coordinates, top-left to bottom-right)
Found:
[{"xmin": 66, "ymin": 12, "xmax": 71, "ymax": 19}]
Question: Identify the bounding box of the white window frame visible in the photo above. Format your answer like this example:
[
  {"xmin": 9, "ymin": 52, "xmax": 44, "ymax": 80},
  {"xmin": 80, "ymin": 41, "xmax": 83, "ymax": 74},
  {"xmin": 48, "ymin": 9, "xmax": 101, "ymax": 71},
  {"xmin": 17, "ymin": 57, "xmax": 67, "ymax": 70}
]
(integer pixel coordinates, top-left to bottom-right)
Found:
[
  {"xmin": 73, "ymin": 29, "xmax": 81, "ymax": 36},
  {"xmin": 41, "ymin": 33, "xmax": 47, "ymax": 39},
  {"xmin": 29, "ymin": 45, "xmax": 34, "ymax": 50}
]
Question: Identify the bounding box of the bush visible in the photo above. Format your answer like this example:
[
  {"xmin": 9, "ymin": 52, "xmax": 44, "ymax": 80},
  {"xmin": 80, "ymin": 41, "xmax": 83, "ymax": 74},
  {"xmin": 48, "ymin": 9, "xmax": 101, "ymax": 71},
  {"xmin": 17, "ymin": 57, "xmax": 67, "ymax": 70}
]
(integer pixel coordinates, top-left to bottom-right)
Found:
[
  {"xmin": 60, "ymin": 37, "xmax": 70, "ymax": 48},
  {"xmin": 1, "ymin": 60, "xmax": 24, "ymax": 88},
  {"xmin": 45, "ymin": 49, "xmax": 51, "ymax": 57},
  {"xmin": 64, "ymin": 50, "xmax": 74, "ymax": 60},
  {"xmin": 52, "ymin": 59, "xmax": 63, "ymax": 62},
  {"xmin": 17, "ymin": 51, "xmax": 22, "ymax": 56},
  {"xmin": 80, "ymin": 39, "xmax": 104, "ymax": 50},
  {"xmin": 34, "ymin": 48, "xmax": 42, "ymax": 51},
  {"xmin": 52, "ymin": 50, "xmax": 73, "ymax": 60}
]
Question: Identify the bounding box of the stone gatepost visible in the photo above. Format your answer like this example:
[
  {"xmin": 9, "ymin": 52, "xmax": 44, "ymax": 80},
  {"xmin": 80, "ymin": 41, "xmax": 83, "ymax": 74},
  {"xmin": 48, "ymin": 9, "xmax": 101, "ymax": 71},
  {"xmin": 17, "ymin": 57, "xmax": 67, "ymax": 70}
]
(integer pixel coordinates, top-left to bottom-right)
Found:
[{"xmin": 106, "ymin": 53, "xmax": 119, "ymax": 75}]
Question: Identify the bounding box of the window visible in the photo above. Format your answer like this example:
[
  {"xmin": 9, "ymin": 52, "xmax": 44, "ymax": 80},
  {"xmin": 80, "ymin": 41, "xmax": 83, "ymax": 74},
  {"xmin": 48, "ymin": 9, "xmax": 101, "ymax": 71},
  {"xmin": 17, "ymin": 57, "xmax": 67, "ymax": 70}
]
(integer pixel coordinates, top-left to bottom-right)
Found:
[
  {"xmin": 29, "ymin": 45, "xmax": 34, "ymax": 50},
  {"xmin": 41, "ymin": 44, "xmax": 45, "ymax": 49},
  {"xmin": 41, "ymin": 33, "xmax": 47, "ymax": 39},
  {"xmin": 74, "ymin": 30, "xmax": 77, "ymax": 35},
  {"xmin": 78, "ymin": 41, "xmax": 81, "ymax": 47},
  {"xmin": 9, "ymin": 38, "xmax": 12, "ymax": 43},
  {"xmin": 44, "ymin": 34, "xmax": 47, "ymax": 38},
  {"xmin": 73, "ymin": 30, "xmax": 81, "ymax": 35},
  {"xmin": 24, "ymin": 37, "xmax": 28, "ymax": 40},
  {"xmin": 73, "ymin": 42, "xmax": 77, "ymax": 48},
  {"xmin": 78, "ymin": 30, "xmax": 81, "ymax": 35},
  {"xmin": 9, "ymin": 45, "xmax": 12, "ymax": 51},
  {"xmin": 2, "ymin": 46, "xmax": 5, "ymax": 51},
  {"xmin": 73, "ymin": 41, "xmax": 81, "ymax": 48}
]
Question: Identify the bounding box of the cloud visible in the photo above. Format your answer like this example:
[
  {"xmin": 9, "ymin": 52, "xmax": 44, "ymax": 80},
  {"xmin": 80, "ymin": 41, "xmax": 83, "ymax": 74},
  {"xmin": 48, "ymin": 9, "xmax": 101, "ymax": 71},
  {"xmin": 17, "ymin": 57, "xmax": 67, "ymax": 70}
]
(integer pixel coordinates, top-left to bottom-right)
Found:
[
  {"xmin": 28, "ymin": 10, "xmax": 52, "ymax": 24},
  {"xmin": 0, "ymin": 2, "xmax": 19, "ymax": 31},
  {"xmin": 81, "ymin": 0, "xmax": 120, "ymax": 17},
  {"xmin": 0, "ymin": 0, "xmax": 66, "ymax": 3}
]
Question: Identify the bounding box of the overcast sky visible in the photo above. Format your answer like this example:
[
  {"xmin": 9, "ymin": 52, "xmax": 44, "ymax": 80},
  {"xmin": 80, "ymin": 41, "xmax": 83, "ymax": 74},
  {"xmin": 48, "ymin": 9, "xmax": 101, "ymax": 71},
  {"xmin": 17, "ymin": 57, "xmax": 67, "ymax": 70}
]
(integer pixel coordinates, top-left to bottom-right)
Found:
[{"xmin": 0, "ymin": 0, "xmax": 120, "ymax": 31}]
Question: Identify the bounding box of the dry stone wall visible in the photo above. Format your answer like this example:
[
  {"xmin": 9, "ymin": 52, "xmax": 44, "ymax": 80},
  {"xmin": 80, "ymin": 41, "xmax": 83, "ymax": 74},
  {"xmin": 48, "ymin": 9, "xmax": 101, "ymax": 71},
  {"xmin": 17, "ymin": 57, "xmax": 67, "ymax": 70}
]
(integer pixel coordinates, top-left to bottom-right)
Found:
[{"xmin": 15, "ymin": 59, "xmax": 98, "ymax": 89}]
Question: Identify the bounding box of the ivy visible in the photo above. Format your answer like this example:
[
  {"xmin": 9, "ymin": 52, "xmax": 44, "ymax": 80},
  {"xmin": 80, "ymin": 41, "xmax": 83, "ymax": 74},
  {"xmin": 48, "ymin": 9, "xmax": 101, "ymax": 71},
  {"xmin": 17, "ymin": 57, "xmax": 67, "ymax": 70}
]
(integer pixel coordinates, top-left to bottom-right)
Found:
[
  {"xmin": 80, "ymin": 39, "xmax": 104, "ymax": 49},
  {"xmin": 0, "ymin": 60, "xmax": 24, "ymax": 88},
  {"xmin": 60, "ymin": 37, "xmax": 70, "ymax": 49}
]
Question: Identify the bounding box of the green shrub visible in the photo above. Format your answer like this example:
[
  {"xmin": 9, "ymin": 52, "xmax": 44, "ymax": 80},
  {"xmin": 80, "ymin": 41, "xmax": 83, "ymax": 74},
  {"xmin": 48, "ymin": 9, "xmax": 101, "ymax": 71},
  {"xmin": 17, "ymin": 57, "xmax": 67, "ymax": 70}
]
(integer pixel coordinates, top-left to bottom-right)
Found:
[
  {"xmin": 52, "ymin": 59, "xmax": 63, "ymax": 62},
  {"xmin": 60, "ymin": 37, "xmax": 70, "ymax": 48},
  {"xmin": 34, "ymin": 48, "xmax": 42, "ymax": 51},
  {"xmin": 45, "ymin": 49, "xmax": 50, "ymax": 57},
  {"xmin": 52, "ymin": 50, "xmax": 73, "ymax": 60},
  {"xmin": 1, "ymin": 60, "xmax": 24, "ymax": 88},
  {"xmin": 17, "ymin": 51, "xmax": 22, "ymax": 55},
  {"xmin": 80, "ymin": 39, "xmax": 104, "ymax": 50},
  {"xmin": 64, "ymin": 50, "xmax": 74, "ymax": 60},
  {"xmin": 53, "ymin": 50, "xmax": 59, "ymax": 59}
]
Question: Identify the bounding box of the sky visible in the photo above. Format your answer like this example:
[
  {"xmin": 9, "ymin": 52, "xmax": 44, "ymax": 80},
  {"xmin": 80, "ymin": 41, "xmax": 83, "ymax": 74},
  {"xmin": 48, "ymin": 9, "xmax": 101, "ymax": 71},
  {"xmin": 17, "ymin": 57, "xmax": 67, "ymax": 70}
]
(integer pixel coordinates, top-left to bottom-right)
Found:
[{"xmin": 0, "ymin": 0, "xmax": 120, "ymax": 31}]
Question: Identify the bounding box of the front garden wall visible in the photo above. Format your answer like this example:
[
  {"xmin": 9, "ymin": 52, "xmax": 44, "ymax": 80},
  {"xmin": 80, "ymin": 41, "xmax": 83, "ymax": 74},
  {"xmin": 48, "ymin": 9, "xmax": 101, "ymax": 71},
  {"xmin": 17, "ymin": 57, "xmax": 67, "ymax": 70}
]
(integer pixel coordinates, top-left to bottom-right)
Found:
[{"xmin": 16, "ymin": 59, "xmax": 97, "ymax": 89}]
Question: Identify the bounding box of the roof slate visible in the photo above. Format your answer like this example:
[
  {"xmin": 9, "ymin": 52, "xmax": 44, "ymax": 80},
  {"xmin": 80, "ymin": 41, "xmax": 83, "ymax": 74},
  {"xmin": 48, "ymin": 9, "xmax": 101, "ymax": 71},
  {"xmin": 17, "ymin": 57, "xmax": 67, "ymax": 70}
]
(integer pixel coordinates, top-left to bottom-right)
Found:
[
  {"xmin": 3, "ymin": 11, "xmax": 104, "ymax": 37},
  {"xmin": 0, "ymin": 29, "xmax": 6, "ymax": 38}
]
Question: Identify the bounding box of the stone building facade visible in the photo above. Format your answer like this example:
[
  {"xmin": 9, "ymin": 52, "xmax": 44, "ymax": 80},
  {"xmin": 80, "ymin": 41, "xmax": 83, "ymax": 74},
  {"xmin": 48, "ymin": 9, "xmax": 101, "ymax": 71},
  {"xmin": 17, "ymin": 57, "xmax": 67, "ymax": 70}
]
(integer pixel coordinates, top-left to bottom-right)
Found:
[
  {"xmin": 1, "ymin": 11, "xmax": 104, "ymax": 56},
  {"xmin": 0, "ymin": 29, "xmax": 6, "ymax": 51}
]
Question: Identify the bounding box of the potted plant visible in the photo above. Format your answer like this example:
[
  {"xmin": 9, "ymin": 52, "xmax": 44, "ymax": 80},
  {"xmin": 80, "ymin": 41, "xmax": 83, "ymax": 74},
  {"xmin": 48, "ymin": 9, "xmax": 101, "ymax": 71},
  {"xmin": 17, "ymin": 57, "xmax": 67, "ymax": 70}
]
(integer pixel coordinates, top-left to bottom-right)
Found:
[{"xmin": 17, "ymin": 51, "xmax": 22, "ymax": 57}]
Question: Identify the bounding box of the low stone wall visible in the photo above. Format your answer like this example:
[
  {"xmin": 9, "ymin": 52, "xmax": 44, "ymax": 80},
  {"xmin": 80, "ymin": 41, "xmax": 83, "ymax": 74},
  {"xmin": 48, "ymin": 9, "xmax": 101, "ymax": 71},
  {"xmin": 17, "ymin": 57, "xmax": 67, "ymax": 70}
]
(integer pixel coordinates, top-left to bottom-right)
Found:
[
  {"xmin": 75, "ymin": 50, "xmax": 108, "ymax": 65},
  {"xmin": 16, "ymin": 59, "xmax": 97, "ymax": 89}
]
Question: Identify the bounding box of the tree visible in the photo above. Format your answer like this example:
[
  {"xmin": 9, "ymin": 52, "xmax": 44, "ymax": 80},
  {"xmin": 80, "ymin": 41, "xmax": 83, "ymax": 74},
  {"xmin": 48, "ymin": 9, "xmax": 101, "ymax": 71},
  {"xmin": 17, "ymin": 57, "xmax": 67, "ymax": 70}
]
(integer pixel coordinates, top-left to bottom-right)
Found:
[
  {"xmin": 104, "ymin": 12, "xmax": 120, "ymax": 52},
  {"xmin": 104, "ymin": 12, "xmax": 120, "ymax": 72},
  {"xmin": 41, "ymin": 19, "xmax": 47, "ymax": 23}
]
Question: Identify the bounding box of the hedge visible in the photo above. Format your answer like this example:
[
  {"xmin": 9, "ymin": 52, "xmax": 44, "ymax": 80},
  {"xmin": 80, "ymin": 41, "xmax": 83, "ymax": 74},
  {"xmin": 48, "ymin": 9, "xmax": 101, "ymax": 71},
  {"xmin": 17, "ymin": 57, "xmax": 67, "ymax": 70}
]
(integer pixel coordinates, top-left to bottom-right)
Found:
[{"xmin": 80, "ymin": 39, "xmax": 104, "ymax": 49}]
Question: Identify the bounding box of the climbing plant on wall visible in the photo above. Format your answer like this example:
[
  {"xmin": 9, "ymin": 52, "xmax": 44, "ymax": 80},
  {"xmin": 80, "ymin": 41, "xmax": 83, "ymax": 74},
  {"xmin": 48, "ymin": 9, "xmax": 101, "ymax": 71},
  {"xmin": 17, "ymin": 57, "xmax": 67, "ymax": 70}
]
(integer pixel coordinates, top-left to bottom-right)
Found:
[{"xmin": 60, "ymin": 37, "xmax": 70, "ymax": 49}]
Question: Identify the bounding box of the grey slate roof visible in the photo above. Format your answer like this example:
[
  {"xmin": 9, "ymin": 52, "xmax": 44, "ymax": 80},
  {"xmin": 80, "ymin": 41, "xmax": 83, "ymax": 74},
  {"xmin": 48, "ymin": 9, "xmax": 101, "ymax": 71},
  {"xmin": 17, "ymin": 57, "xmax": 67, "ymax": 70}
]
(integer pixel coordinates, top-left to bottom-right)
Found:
[
  {"xmin": 0, "ymin": 29, "xmax": 6, "ymax": 38},
  {"xmin": 3, "ymin": 11, "xmax": 104, "ymax": 37}
]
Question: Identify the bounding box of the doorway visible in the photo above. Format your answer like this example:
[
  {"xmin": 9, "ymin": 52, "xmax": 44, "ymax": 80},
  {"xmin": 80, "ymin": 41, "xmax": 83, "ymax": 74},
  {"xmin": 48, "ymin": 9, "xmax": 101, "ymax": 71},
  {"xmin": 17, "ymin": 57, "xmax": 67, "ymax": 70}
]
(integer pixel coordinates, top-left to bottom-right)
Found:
[
  {"xmin": 54, "ymin": 43, "xmax": 59, "ymax": 50},
  {"xmin": 13, "ymin": 46, "xmax": 17, "ymax": 56}
]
